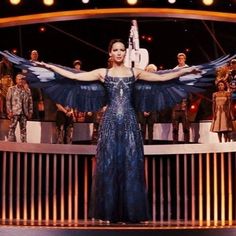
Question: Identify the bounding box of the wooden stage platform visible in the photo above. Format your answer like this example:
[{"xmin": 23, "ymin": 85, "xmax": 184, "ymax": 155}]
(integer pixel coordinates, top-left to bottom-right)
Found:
[
  {"xmin": 1, "ymin": 142, "xmax": 236, "ymax": 236},
  {"xmin": 1, "ymin": 220, "xmax": 236, "ymax": 236}
]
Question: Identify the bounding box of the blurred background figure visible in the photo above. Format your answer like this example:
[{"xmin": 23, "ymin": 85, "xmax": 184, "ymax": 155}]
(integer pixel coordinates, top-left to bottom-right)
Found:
[
  {"xmin": 29, "ymin": 50, "xmax": 45, "ymax": 120},
  {"xmin": 6, "ymin": 73, "xmax": 33, "ymax": 142},
  {"xmin": 210, "ymin": 80, "xmax": 233, "ymax": 142},
  {"xmin": 0, "ymin": 56, "xmax": 14, "ymax": 118},
  {"xmin": 73, "ymin": 59, "xmax": 82, "ymax": 72},
  {"xmin": 55, "ymin": 103, "xmax": 75, "ymax": 144},
  {"xmin": 91, "ymin": 106, "xmax": 106, "ymax": 144},
  {"xmin": 172, "ymin": 52, "xmax": 191, "ymax": 143},
  {"xmin": 137, "ymin": 64, "xmax": 158, "ymax": 144},
  {"xmin": 72, "ymin": 59, "xmax": 86, "ymax": 123}
]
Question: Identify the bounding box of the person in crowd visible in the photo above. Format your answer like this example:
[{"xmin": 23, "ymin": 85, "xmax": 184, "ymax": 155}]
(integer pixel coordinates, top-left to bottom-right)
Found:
[
  {"xmin": 172, "ymin": 52, "xmax": 191, "ymax": 143},
  {"xmin": 6, "ymin": 73, "xmax": 33, "ymax": 142},
  {"xmin": 91, "ymin": 106, "xmax": 106, "ymax": 144},
  {"xmin": 137, "ymin": 64, "xmax": 158, "ymax": 144},
  {"xmin": 0, "ymin": 56, "xmax": 14, "ymax": 118},
  {"xmin": 2, "ymin": 38, "xmax": 222, "ymax": 223},
  {"xmin": 210, "ymin": 79, "xmax": 233, "ymax": 142},
  {"xmin": 73, "ymin": 59, "xmax": 87, "ymax": 122},
  {"xmin": 29, "ymin": 50, "xmax": 45, "ymax": 120},
  {"xmin": 91, "ymin": 57, "xmax": 112, "ymax": 144},
  {"xmin": 55, "ymin": 103, "xmax": 75, "ymax": 144},
  {"xmin": 73, "ymin": 59, "xmax": 82, "ymax": 71}
]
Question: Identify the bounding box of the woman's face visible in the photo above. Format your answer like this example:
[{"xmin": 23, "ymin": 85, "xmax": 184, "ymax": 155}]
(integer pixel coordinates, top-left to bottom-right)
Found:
[
  {"xmin": 109, "ymin": 42, "xmax": 126, "ymax": 64},
  {"xmin": 218, "ymin": 82, "xmax": 226, "ymax": 91}
]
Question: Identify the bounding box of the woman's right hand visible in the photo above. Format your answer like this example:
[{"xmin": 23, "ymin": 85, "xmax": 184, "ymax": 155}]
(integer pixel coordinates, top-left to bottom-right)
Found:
[
  {"xmin": 35, "ymin": 61, "xmax": 53, "ymax": 69},
  {"xmin": 183, "ymin": 66, "xmax": 201, "ymax": 75}
]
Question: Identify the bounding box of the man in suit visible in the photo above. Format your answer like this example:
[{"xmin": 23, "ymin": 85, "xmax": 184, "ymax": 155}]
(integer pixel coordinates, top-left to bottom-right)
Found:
[{"xmin": 6, "ymin": 73, "xmax": 33, "ymax": 142}]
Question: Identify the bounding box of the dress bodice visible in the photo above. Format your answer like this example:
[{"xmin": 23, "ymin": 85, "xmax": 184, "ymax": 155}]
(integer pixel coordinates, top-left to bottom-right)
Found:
[{"xmin": 104, "ymin": 74, "xmax": 136, "ymax": 122}]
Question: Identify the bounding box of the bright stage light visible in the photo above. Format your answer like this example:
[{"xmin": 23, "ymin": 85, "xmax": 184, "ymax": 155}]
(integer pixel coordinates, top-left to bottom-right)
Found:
[
  {"xmin": 43, "ymin": 0, "xmax": 54, "ymax": 6},
  {"xmin": 9, "ymin": 0, "xmax": 21, "ymax": 5},
  {"xmin": 168, "ymin": 0, "xmax": 176, "ymax": 4},
  {"xmin": 127, "ymin": 0, "xmax": 138, "ymax": 5},
  {"xmin": 82, "ymin": 0, "xmax": 90, "ymax": 3},
  {"xmin": 202, "ymin": 0, "xmax": 214, "ymax": 6}
]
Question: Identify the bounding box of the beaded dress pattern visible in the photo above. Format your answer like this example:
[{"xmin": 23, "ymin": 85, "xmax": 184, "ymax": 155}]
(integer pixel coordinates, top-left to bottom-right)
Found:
[{"xmin": 89, "ymin": 70, "xmax": 149, "ymax": 222}]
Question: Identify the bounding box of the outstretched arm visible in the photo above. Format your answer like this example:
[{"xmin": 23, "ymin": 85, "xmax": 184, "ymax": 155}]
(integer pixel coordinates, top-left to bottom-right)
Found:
[
  {"xmin": 135, "ymin": 66, "xmax": 199, "ymax": 82},
  {"xmin": 40, "ymin": 62, "xmax": 106, "ymax": 82}
]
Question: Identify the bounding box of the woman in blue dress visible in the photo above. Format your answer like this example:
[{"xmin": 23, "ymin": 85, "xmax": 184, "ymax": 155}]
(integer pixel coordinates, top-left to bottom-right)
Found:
[
  {"xmin": 34, "ymin": 39, "xmax": 198, "ymax": 223},
  {"xmin": 0, "ymin": 39, "xmax": 228, "ymax": 223}
]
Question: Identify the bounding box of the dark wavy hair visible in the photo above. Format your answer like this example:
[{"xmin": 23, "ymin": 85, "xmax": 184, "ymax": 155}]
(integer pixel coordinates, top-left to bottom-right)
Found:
[
  {"xmin": 108, "ymin": 39, "xmax": 126, "ymax": 53},
  {"xmin": 216, "ymin": 79, "xmax": 228, "ymax": 90}
]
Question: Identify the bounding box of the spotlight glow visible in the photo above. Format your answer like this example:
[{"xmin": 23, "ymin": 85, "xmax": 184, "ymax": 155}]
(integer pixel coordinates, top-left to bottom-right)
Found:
[
  {"xmin": 202, "ymin": 0, "xmax": 214, "ymax": 6},
  {"xmin": 9, "ymin": 0, "xmax": 21, "ymax": 5},
  {"xmin": 127, "ymin": 0, "xmax": 138, "ymax": 5},
  {"xmin": 39, "ymin": 26, "xmax": 46, "ymax": 32},
  {"xmin": 82, "ymin": 0, "xmax": 90, "ymax": 3},
  {"xmin": 43, "ymin": 0, "xmax": 54, "ymax": 6},
  {"xmin": 168, "ymin": 0, "xmax": 176, "ymax": 4},
  {"xmin": 12, "ymin": 48, "xmax": 18, "ymax": 54}
]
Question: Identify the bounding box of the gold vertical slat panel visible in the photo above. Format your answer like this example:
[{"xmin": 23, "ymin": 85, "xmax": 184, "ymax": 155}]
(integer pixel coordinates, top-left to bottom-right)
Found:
[
  {"xmin": 176, "ymin": 154, "xmax": 180, "ymax": 223},
  {"xmin": 9, "ymin": 152, "xmax": 14, "ymax": 222},
  {"xmin": 45, "ymin": 153, "xmax": 50, "ymax": 225},
  {"xmin": 167, "ymin": 158, "xmax": 171, "ymax": 223},
  {"xmin": 84, "ymin": 158, "xmax": 88, "ymax": 222},
  {"xmin": 213, "ymin": 152, "xmax": 218, "ymax": 226},
  {"xmin": 199, "ymin": 153, "xmax": 203, "ymax": 226},
  {"xmin": 191, "ymin": 154, "xmax": 195, "ymax": 225},
  {"xmin": 228, "ymin": 152, "xmax": 232, "ymax": 225},
  {"xmin": 206, "ymin": 153, "xmax": 211, "ymax": 226},
  {"xmin": 23, "ymin": 152, "xmax": 28, "ymax": 224},
  {"xmin": 74, "ymin": 155, "xmax": 79, "ymax": 224},
  {"xmin": 60, "ymin": 154, "xmax": 65, "ymax": 225},
  {"xmin": 53, "ymin": 154, "xmax": 57, "ymax": 225},
  {"xmin": 38, "ymin": 153, "xmax": 42, "ymax": 224},
  {"xmin": 16, "ymin": 152, "xmax": 21, "ymax": 223},
  {"xmin": 159, "ymin": 158, "xmax": 164, "ymax": 224},
  {"xmin": 2, "ymin": 152, "xmax": 7, "ymax": 222},
  {"xmin": 184, "ymin": 154, "xmax": 188, "ymax": 223},
  {"xmin": 221, "ymin": 152, "xmax": 225, "ymax": 226},
  {"xmin": 152, "ymin": 157, "xmax": 156, "ymax": 222},
  {"xmin": 68, "ymin": 154, "xmax": 73, "ymax": 224},
  {"xmin": 30, "ymin": 153, "xmax": 35, "ymax": 225}
]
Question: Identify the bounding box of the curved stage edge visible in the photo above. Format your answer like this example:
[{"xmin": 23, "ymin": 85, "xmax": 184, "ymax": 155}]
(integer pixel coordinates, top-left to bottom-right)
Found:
[
  {"xmin": 0, "ymin": 8, "xmax": 236, "ymax": 28},
  {"xmin": 1, "ymin": 222, "xmax": 236, "ymax": 236}
]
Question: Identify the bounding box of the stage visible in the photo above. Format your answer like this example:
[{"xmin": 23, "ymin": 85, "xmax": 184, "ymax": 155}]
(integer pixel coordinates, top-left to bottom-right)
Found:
[
  {"xmin": 1, "ymin": 142, "xmax": 236, "ymax": 236},
  {"xmin": 1, "ymin": 220, "xmax": 236, "ymax": 236},
  {"xmin": 0, "ymin": 119, "xmax": 227, "ymax": 144}
]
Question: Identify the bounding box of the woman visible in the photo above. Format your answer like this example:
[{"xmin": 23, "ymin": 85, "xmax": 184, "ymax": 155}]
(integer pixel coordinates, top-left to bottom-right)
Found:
[
  {"xmin": 210, "ymin": 80, "xmax": 233, "ymax": 142},
  {"xmin": 0, "ymin": 39, "xmax": 221, "ymax": 223},
  {"xmin": 39, "ymin": 39, "xmax": 198, "ymax": 223}
]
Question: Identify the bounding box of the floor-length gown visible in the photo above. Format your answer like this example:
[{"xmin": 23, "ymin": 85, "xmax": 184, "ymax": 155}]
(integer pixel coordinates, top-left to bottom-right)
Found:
[
  {"xmin": 210, "ymin": 91, "xmax": 233, "ymax": 132},
  {"xmin": 89, "ymin": 70, "xmax": 149, "ymax": 223}
]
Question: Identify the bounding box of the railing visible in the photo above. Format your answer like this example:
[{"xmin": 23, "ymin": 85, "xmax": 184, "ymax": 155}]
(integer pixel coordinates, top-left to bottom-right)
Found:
[{"xmin": 0, "ymin": 141, "xmax": 236, "ymax": 226}]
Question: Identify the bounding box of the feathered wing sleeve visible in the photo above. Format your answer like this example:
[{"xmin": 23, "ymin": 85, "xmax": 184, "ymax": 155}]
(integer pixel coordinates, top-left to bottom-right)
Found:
[
  {"xmin": 0, "ymin": 51, "xmax": 107, "ymax": 112},
  {"xmin": 135, "ymin": 55, "xmax": 236, "ymax": 112}
]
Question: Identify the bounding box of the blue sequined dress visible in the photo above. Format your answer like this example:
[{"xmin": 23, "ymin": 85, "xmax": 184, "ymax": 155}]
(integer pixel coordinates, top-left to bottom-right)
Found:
[
  {"xmin": 89, "ymin": 70, "xmax": 149, "ymax": 223},
  {"xmin": 1, "ymin": 50, "xmax": 221, "ymax": 222}
]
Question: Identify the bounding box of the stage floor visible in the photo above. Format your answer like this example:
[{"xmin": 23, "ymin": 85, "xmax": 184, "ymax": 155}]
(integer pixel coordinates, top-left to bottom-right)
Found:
[{"xmin": 1, "ymin": 220, "xmax": 236, "ymax": 236}]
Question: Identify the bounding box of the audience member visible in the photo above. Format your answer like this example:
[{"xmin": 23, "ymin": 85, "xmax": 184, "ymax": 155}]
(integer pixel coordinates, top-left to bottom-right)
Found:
[
  {"xmin": 172, "ymin": 52, "xmax": 191, "ymax": 143},
  {"xmin": 137, "ymin": 64, "xmax": 158, "ymax": 144},
  {"xmin": 55, "ymin": 103, "xmax": 75, "ymax": 144},
  {"xmin": 29, "ymin": 50, "xmax": 45, "ymax": 120},
  {"xmin": 210, "ymin": 80, "xmax": 233, "ymax": 142},
  {"xmin": 6, "ymin": 73, "xmax": 33, "ymax": 142},
  {"xmin": 0, "ymin": 56, "xmax": 14, "ymax": 118}
]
